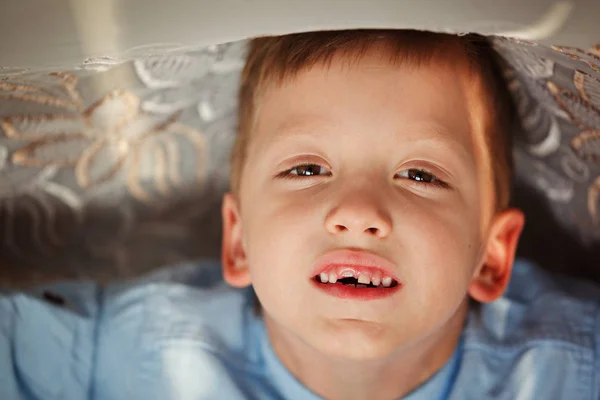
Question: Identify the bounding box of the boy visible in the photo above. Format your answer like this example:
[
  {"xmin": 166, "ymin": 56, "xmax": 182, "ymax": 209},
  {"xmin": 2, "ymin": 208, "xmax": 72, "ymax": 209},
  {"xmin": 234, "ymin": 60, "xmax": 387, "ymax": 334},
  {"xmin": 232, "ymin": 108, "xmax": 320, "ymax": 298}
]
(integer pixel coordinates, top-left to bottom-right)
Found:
[{"xmin": 1, "ymin": 30, "xmax": 599, "ymax": 400}]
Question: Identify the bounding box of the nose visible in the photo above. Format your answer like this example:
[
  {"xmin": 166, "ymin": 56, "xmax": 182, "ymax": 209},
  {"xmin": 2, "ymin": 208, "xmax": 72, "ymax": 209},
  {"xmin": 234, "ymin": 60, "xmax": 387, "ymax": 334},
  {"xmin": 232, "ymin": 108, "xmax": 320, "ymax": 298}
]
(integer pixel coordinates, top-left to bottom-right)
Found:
[{"xmin": 325, "ymin": 189, "xmax": 392, "ymax": 239}]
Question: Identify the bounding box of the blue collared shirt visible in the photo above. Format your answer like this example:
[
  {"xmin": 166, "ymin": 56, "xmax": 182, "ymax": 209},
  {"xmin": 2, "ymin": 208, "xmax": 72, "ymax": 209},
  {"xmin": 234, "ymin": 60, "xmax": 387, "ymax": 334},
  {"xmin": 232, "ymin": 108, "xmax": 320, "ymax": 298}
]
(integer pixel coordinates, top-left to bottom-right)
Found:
[{"xmin": 1, "ymin": 258, "xmax": 599, "ymax": 400}]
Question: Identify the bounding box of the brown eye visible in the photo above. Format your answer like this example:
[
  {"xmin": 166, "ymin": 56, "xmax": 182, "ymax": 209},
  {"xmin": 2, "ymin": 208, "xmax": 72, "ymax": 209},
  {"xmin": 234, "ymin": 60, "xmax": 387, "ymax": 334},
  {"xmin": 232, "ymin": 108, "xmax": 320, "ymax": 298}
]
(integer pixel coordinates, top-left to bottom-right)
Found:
[
  {"xmin": 395, "ymin": 168, "xmax": 448, "ymax": 188},
  {"xmin": 407, "ymin": 169, "xmax": 435, "ymax": 183},
  {"xmin": 289, "ymin": 164, "xmax": 329, "ymax": 177}
]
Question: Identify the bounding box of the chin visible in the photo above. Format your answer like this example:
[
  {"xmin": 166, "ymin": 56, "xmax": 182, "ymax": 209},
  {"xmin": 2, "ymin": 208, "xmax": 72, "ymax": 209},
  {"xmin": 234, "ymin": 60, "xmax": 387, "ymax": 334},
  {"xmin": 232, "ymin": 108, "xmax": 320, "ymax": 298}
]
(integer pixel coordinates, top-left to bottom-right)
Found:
[{"xmin": 313, "ymin": 319, "xmax": 400, "ymax": 361}]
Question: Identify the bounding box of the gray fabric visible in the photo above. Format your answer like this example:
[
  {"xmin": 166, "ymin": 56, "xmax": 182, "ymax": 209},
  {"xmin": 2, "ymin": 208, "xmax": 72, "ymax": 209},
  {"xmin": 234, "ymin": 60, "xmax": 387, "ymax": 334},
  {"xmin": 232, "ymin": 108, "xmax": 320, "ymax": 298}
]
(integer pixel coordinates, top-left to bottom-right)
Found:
[
  {"xmin": 0, "ymin": 43, "xmax": 243, "ymax": 285},
  {"xmin": 495, "ymin": 38, "xmax": 600, "ymax": 281},
  {"xmin": 0, "ymin": 35, "xmax": 599, "ymax": 287}
]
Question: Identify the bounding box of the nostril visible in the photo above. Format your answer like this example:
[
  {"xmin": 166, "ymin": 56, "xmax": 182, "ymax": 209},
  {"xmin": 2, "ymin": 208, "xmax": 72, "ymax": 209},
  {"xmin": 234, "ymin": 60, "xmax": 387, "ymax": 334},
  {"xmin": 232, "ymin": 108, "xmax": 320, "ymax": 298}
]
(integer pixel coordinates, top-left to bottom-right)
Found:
[
  {"xmin": 335, "ymin": 225, "xmax": 348, "ymax": 232},
  {"xmin": 366, "ymin": 227, "xmax": 378, "ymax": 234}
]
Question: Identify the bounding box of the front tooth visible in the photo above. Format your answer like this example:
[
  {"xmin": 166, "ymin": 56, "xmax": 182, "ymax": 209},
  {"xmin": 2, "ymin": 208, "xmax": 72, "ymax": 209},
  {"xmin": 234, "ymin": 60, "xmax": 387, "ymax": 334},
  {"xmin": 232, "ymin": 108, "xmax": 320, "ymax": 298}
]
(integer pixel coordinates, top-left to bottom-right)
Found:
[
  {"xmin": 371, "ymin": 272, "xmax": 382, "ymax": 286},
  {"xmin": 357, "ymin": 274, "xmax": 370, "ymax": 284},
  {"xmin": 328, "ymin": 273, "xmax": 337, "ymax": 284},
  {"xmin": 381, "ymin": 276, "xmax": 392, "ymax": 287},
  {"xmin": 320, "ymin": 272, "xmax": 329, "ymax": 283}
]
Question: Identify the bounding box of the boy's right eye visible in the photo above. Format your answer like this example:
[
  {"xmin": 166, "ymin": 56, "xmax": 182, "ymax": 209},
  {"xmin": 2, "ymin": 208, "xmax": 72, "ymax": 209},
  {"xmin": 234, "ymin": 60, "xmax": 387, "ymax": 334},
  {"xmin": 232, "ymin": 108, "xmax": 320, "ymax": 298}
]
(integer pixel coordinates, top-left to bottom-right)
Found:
[{"xmin": 278, "ymin": 164, "xmax": 331, "ymax": 178}]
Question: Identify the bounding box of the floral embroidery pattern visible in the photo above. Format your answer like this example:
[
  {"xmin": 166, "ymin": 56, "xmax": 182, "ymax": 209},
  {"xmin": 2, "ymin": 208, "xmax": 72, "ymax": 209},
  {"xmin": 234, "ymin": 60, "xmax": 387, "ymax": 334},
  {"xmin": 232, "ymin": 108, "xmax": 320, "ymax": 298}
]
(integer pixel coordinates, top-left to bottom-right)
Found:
[
  {"xmin": 545, "ymin": 63, "xmax": 600, "ymax": 223},
  {"xmin": 494, "ymin": 38, "xmax": 600, "ymax": 234},
  {"xmin": 551, "ymin": 45, "xmax": 600, "ymax": 73},
  {"xmin": 0, "ymin": 72, "xmax": 82, "ymax": 111},
  {"xmin": 2, "ymin": 87, "xmax": 206, "ymax": 204},
  {"xmin": 0, "ymin": 69, "xmax": 208, "ymax": 285},
  {"xmin": 539, "ymin": 45, "xmax": 600, "ymax": 226}
]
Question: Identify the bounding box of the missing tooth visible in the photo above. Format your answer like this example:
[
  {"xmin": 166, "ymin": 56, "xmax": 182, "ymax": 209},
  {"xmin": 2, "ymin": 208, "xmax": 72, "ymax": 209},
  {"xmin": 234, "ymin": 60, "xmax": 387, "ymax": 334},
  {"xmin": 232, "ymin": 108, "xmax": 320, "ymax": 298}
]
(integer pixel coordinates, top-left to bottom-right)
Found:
[
  {"xmin": 338, "ymin": 277, "xmax": 359, "ymax": 285},
  {"xmin": 314, "ymin": 275, "xmax": 396, "ymax": 288}
]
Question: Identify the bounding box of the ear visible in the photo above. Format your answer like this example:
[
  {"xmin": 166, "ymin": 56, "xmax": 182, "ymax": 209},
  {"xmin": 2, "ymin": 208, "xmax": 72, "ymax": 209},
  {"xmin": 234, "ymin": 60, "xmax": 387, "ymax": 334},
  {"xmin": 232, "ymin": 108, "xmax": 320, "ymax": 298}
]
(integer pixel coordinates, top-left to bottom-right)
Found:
[
  {"xmin": 221, "ymin": 193, "xmax": 252, "ymax": 288},
  {"xmin": 468, "ymin": 208, "xmax": 525, "ymax": 303}
]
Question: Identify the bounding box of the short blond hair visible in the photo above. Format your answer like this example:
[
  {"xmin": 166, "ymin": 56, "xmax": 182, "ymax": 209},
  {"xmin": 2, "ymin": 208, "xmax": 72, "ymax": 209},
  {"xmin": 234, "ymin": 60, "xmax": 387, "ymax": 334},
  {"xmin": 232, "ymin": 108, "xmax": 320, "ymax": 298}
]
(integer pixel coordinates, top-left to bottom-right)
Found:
[{"xmin": 231, "ymin": 30, "xmax": 515, "ymax": 211}]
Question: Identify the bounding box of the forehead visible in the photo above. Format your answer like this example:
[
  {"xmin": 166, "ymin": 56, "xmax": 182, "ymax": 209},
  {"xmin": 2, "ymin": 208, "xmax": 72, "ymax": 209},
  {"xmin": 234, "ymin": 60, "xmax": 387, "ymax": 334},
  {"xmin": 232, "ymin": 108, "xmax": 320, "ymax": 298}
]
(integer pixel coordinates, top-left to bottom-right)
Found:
[{"xmin": 250, "ymin": 49, "xmax": 485, "ymax": 158}]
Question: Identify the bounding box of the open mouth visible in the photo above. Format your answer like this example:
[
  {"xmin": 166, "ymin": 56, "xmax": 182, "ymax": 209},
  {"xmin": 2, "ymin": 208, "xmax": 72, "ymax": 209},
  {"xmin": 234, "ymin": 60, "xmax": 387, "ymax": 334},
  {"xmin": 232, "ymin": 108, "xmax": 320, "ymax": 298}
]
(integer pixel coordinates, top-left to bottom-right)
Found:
[
  {"xmin": 313, "ymin": 275, "xmax": 399, "ymax": 289},
  {"xmin": 310, "ymin": 250, "xmax": 402, "ymax": 299}
]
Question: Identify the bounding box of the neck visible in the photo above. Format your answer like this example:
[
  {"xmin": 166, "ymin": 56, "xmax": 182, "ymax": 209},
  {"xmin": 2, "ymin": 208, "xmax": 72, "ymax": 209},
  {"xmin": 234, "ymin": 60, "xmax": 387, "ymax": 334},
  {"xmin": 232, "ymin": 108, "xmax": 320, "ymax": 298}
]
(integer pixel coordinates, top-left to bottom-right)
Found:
[{"xmin": 264, "ymin": 300, "xmax": 468, "ymax": 400}]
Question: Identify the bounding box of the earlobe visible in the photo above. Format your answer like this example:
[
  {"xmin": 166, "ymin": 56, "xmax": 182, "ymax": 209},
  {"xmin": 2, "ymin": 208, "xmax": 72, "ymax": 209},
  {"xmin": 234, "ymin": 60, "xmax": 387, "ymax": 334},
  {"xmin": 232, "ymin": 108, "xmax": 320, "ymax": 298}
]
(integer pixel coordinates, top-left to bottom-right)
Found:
[
  {"xmin": 221, "ymin": 193, "xmax": 252, "ymax": 288},
  {"xmin": 469, "ymin": 208, "xmax": 525, "ymax": 303}
]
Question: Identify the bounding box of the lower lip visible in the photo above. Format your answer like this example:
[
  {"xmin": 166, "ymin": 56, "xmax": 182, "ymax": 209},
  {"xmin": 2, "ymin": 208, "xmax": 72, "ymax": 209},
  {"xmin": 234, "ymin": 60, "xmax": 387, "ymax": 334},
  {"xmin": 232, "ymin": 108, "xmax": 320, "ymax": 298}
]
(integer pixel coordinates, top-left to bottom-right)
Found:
[{"xmin": 310, "ymin": 279, "xmax": 402, "ymax": 300}]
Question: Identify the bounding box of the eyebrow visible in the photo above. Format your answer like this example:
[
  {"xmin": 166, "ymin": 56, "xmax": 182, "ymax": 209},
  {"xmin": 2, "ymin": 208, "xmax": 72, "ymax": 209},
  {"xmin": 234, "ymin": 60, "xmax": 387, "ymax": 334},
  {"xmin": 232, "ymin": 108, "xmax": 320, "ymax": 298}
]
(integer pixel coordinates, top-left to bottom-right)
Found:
[
  {"xmin": 266, "ymin": 118, "xmax": 472, "ymax": 157},
  {"xmin": 396, "ymin": 123, "xmax": 477, "ymax": 176},
  {"xmin": 407, "ymin": 122, "xmax": 473, "ymax": 156}
]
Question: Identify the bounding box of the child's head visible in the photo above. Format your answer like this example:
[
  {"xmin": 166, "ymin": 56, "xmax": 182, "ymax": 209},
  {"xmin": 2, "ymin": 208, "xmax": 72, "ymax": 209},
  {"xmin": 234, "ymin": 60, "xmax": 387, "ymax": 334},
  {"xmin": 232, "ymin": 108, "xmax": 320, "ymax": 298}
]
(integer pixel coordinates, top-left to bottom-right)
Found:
[{"xmin": 222, "ymin": 30, "xmax": 525, "ymax": 361}]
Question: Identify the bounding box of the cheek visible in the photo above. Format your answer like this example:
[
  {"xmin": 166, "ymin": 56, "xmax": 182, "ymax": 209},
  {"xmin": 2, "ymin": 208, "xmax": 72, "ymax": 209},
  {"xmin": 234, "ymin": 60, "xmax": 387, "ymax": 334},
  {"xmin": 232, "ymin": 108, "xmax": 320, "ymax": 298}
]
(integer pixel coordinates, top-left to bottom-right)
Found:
[
  {"xmin": 241, "ymin": 198, "xmax": 325, "ymax": 325},
  {"xmin": 242, "ymin": 195, "xmax": 323, "ymax": 279},
  {"xmin": 398, "ymin": 200, "xmax": 481, "ymax": 304},
  {"xmin": 245, "ymin": 196, "xmax": 319, "ymax": 245}
]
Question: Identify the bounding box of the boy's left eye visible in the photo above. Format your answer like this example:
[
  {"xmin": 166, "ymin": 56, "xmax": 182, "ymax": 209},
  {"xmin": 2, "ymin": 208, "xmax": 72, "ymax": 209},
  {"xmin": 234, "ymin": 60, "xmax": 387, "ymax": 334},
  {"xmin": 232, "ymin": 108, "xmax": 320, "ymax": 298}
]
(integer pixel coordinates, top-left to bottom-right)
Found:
[{"xmin": 395, "ymin": 169, "xmax": 448, "ymax": 188}]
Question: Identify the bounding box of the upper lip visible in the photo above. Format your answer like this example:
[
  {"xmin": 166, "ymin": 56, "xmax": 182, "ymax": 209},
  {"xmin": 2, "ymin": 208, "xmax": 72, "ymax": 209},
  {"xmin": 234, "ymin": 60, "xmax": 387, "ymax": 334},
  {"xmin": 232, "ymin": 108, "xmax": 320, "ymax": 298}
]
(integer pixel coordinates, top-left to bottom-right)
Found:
[{"xmin": 311, "ymin": 249, "xmax": 400, "ymax": 281}]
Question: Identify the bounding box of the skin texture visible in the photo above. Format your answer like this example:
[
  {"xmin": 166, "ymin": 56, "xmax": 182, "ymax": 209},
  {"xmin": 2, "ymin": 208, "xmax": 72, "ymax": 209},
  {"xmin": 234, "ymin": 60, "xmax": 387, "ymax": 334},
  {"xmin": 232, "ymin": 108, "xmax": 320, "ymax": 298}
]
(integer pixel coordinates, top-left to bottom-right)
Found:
[{"xmin": 222, "ymin": 49, "xmax": 525, "ymax": 400}]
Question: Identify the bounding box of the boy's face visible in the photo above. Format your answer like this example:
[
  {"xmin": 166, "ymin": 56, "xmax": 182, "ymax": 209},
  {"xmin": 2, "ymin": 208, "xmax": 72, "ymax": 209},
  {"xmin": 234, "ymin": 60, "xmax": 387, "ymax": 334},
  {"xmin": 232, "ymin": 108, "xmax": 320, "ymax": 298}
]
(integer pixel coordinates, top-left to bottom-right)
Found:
[{"xmin": 222, "ymin": 49, "xmax": 523, "ymax": 360}]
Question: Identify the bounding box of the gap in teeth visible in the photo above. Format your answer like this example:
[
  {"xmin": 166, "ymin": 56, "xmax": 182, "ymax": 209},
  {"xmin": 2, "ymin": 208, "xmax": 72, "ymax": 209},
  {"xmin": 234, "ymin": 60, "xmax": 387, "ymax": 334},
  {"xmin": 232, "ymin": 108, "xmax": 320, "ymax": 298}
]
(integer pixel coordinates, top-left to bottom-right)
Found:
[{"xmin": 316, "ymin": 270, "xmax": 396, "ymax": 288}]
